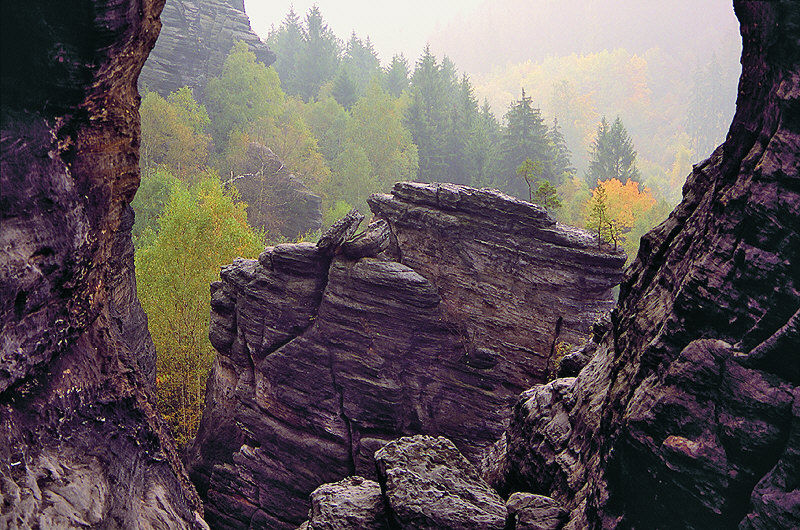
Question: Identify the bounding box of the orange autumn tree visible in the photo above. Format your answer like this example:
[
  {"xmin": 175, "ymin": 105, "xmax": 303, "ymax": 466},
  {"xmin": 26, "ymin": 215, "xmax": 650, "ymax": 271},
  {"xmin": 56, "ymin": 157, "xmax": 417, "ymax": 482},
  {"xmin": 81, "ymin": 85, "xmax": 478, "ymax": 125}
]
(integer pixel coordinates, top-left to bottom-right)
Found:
[{"xmin": 585, "ymin": 177, "xmax": 656, "ymax": 258}]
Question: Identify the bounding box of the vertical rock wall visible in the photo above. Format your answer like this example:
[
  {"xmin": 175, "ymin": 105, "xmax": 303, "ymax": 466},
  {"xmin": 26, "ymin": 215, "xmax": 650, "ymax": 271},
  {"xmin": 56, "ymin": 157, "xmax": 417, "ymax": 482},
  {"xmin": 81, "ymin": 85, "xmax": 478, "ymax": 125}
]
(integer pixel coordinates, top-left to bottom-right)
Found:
[
  {"xmin": 139, "ymin": 0, "xmax": 275, "ymax": 96},
  {"xmin": 484, "ymin": 1, "xmax": 800, "ymax": 528},
  {"xmin": 0, "ymin": 0, "xmax": 205, "ymax": 527},
  {"xmin": 188, "ymin": 184, "xmax": 625, "ymax": 528}
]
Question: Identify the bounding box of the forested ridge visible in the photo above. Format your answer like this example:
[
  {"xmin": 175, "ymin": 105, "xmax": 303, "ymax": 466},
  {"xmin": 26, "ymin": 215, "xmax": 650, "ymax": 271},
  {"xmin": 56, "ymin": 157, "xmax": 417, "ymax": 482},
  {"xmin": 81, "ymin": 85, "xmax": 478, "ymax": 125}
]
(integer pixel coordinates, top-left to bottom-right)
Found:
[{"xmin": 134, "ymin": 5, "xmax": 734, "ymax": 443}]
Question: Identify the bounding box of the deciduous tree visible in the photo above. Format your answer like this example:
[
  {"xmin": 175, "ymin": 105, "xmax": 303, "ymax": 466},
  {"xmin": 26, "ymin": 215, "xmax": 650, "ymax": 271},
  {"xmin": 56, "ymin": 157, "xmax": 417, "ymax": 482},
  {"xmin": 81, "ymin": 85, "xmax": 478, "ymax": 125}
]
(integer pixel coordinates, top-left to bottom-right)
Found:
[{"xmin": 135, "ymin": 177, "xmax": 263, "ymax": 447}]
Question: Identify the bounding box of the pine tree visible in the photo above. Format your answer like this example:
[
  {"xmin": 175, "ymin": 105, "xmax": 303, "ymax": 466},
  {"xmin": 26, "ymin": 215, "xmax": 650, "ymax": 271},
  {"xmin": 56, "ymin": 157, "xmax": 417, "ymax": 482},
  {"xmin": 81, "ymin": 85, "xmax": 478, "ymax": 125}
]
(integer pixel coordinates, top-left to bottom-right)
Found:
[
  {"xmin": 331, "ymin": 68, "xmax": 358, "ymax": 110},
  {"xmin": 296, "ymin": 6, "xmax": 341, "ymax": 101},
  {"xmin": 548, "ymin": 117, "xmax": 575, "ymax": 185},
  {"xmin": 266, "ymin": 8, "xmax": 304, "ymax": 97},
  {"xmin": 407, "ymin": 46, "xmax": 450, "ymax": 181},
  {"xmin": 340, "ymin": 32, "xmax": 381, "ymax": 97},
  {"xmin": 383, "ymin": 54, "xmax": 410, "ymax": 97},
  {"xmin": 586, "ymin": 116, "xmax": 639, "ymax": 186},
  {"xmin": 499, "ymin": 89, "xmax": 553, "ymax": 198}
]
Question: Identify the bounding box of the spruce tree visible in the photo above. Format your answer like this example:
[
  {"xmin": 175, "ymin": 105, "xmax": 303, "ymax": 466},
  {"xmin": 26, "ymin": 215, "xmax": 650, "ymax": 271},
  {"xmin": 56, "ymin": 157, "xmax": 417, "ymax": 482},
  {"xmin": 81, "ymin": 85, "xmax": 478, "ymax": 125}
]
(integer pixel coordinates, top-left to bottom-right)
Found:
[
  {"xmin": 296, "ymin": 6, "xmax": 341, "ymax": 101},
  {"xmin": 499, "ymin": 89, "xmax": 553, "ymax": 198},
  {"xmin": 266, "ymin": 8, "xmax": 304, "ymax": 97},
  {"xmin": 383, "ymin": 54, "xmax": 410, "ymax": 97},
  {"xmin": 548, "ymin": 117, "xmax": 575, "ymax": 185},
  {"xmin": 586, "ymin": 116, "xmax": 639, "ymax": 185}
]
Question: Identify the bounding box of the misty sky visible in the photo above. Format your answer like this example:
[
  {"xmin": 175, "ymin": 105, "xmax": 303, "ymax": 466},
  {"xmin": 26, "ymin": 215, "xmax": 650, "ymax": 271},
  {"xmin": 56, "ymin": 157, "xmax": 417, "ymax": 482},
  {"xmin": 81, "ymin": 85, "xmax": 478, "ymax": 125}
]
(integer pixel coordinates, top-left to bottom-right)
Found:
[
  {"xmin": 243, "ymin": 0, "xmax": 485, "ymax": 65},
  {"xmin": 243, "ymin": 1, "xmax": 740, "ymax": 74}
]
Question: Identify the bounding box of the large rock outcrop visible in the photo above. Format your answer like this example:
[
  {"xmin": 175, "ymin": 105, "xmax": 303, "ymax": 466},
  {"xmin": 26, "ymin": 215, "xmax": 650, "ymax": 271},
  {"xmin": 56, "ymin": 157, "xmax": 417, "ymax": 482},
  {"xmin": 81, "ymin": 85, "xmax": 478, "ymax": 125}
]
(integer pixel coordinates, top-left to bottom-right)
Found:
[
  {"xmin": 1, "ymin": 0, "xmax": 205, "ymax": 527},
  {"xmin": 139, "ymin": 0, "xmax": 275, "ymax": 97},
  {"xmin": 482, "ymin": 1, "xmax": 800, "ymax": 528},
  {"xmin": 230, "ymin": 142, "xmax": 323, "ymax": 240},
  {"xmin": 187, "ymin": 183, "xmax": 625, "ymax": 528}
]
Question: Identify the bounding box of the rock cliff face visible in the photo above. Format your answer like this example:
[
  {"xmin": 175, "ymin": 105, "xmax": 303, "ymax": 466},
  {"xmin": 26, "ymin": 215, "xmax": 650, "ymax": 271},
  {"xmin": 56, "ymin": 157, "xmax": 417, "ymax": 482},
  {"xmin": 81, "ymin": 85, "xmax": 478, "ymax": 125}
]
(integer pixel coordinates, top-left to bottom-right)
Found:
[
  {"xmin": 187, "ymin": 183, "xmax": 625, "ymax": 528},
  {"xmin": 231, "ymin": 142, "xmax": 323, "ymax": 240},
  {"xmin": 139, "ymin": 0, "xmax": 275, "ymax": 97},
  {"xmin": 0, "ymin": 0, "xmax": 205, "ymax": 527},
  {"xmin": 480, "ymin": 1, "xmax": 800, "ymax": 528}
]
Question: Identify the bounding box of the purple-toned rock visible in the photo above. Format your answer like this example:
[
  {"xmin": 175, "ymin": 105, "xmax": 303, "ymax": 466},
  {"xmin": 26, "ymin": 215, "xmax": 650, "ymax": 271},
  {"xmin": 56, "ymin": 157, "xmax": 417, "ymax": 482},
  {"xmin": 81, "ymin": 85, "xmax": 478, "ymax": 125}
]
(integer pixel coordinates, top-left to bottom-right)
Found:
[
  {"xmin": 374, "ymin": 435, "xmax": 507, "ymax": 530},
  {"xmin": 0, "ymin": 0, "xmax": 205, "ymax": 527},
  {"xmin": 482, "ymin": 2, "xmax": 800, "ymax": 528},
  {"xmin": 188, "ymin": 183, "xmax": 624, "ymax": 527}
]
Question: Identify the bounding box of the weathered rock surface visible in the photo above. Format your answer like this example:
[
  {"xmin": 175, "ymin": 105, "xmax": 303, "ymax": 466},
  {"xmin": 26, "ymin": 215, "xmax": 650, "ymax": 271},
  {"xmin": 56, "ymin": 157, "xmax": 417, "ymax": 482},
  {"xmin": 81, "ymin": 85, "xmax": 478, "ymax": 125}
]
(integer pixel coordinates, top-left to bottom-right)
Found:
[
  {"xmin": 506, "ymin": 492, "xmax": 567, "ymax": 530},
  {"xmin": 375, "ymin": 435, "xmax": 507, "ymax": 530},
  {"xmin": 139, "ymin": 0, "xmax": 275, "ymax": 97},
  {"xmin": 304, "ymin": 476, "xmax": 389, "ymax": 530},
  {"xmin": 483, "ymin": 2, "xmax": 800, "ymax": 529},
  {"xmin": 299, "ymin": 436, "xmax": 507, "ymax": 530},
  {"xmin": 230, "ymin": 142, "xmax": 323, "ymax": 240},
  {"xmin": 1, "ymin": 0, "xmax": 205, "ymax": 527},
  {"xmin": 188, "ymin": 183, "xmax": 624, "ymax": 527}
]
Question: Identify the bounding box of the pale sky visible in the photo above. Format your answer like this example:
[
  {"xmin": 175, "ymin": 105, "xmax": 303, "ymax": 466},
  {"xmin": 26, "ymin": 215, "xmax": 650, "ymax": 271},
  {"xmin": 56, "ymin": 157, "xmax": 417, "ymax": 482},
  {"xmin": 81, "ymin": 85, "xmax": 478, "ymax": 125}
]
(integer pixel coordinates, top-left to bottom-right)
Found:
[{"xmin": 243, "ymin": 0, "xmax": 485, "ymax": 66}]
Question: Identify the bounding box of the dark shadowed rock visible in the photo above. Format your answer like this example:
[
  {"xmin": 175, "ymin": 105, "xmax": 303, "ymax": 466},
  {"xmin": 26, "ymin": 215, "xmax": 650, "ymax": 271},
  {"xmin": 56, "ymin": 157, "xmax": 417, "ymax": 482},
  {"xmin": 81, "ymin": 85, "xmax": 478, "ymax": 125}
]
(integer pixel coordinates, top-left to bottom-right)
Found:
[
  {"xmin": 340, "ymin": 219, "xmax": 391, "ymax": 259},
  {"xmin": 139, "ymin": 0, "xmax": 275, "ymax": 96},
  {"xmin": 374, "ymin": 435, "xmax": 507, "ymax": 530},
  {"xmin": 316, "ymin": 209, "xmax": 365, "ymax": 253},
  {"xmin": 188, "ymin": 183, "xmax": 624, "ymax": 527},
  {"xmin": 483, "ymin": 2, "xmax": 800, "ymax": 528},
  {"xmin": 230, "ymin": 143, "xmax": 323, "ymax": 240},
  {"xmin": 506, "ymin": 493, "xmax": 567, "ymax": 530},
  {"xmin": 302, "ymin": 476, "xmax": 389, "ymax": 530},
  {"xmin": 1, "ymin": 0, "xmax": 205, "ymax": 527}
]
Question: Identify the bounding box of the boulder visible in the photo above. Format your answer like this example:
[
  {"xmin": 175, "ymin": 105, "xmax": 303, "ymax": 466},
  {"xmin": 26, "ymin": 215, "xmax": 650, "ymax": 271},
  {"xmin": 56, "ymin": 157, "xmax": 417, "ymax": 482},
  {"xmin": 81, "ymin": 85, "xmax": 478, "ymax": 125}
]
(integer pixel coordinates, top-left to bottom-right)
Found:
[
  {"xmin": 374, "ymin": 435, "xmax": 507, "ymax": 530},
  {"xmin": 230, "ymin": 143, "xmax": 323, "ymax": 241},
  {"xmin": 506, "ymin": 493, "xmax": 567, "ymax": 530},
  {"xmin": 303, "ymin": 476, "xmax": 389, "ymax": 530}
]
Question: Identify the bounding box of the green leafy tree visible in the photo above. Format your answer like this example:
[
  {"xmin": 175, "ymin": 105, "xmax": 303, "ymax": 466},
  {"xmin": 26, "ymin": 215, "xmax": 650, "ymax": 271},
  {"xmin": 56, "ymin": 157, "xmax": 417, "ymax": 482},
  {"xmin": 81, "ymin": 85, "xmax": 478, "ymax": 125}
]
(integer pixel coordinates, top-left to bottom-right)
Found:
[
  {"xmin": 586, "ymin": 181, "xmax": 613, "ymax": 249},
  {"xmin": 135, "ymin": 177, "xmax": 263, "ymax": 447},
  {"xmin": 131, "ymin": 167, "xmax": 180, "ymax": 247},
  {"xmin": 205, "ymin": 41, "xmax": 285, "ymax": 150},
  {"xmin": 140, "ymin": 89, "xmax": 211, "ymax": 179},
  {"xmin": 347, "ymin": 80, "xmax": 419, "ymax": 190},
  {"xmin": 517, "ymin": 158, "xmax": 562, "ymax": 210},
  {"xmin": 304, "ymin": 96, "xmax": 350, "ymax": 161},
  {"xmin": 324, "ymin": 141, "xmax": 373, "ymax": 215},
  {"xmin": 586, "ymin": 116, "xmax": 640, "ymax": 185},
  {"xmin": 252, "ymin": 96, "xmax": 331, "ymax": 190}
]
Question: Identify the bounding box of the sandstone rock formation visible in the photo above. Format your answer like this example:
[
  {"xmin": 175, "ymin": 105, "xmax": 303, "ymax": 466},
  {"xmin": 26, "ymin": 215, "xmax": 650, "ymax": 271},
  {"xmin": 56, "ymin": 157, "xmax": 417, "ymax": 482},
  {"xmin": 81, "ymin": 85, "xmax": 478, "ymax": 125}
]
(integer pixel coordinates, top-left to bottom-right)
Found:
[
  {"xmin": 0, "ymin": 0, "xmax": 205, "ymax": 527},
  {"xmin": 481, "ymin": 1, "xmax": 800, "ymax": 528},
  {"xmin": 299, "ymin": 436, "xmax": 568, "ymax": 530},
  {"xmin": 139, "ymin": 0, "xmax": 275, "ymax": 97},
  {"xmin": 229, "ymin": 142, "xmax": 323, "ymax": 240},
  {"xmin": 374, "ymin": 436, "xmax": 507, "ymax": 530},
  {"xmin": 187, "ymin": 183, "xmax": 625, "ymax": 527}
]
